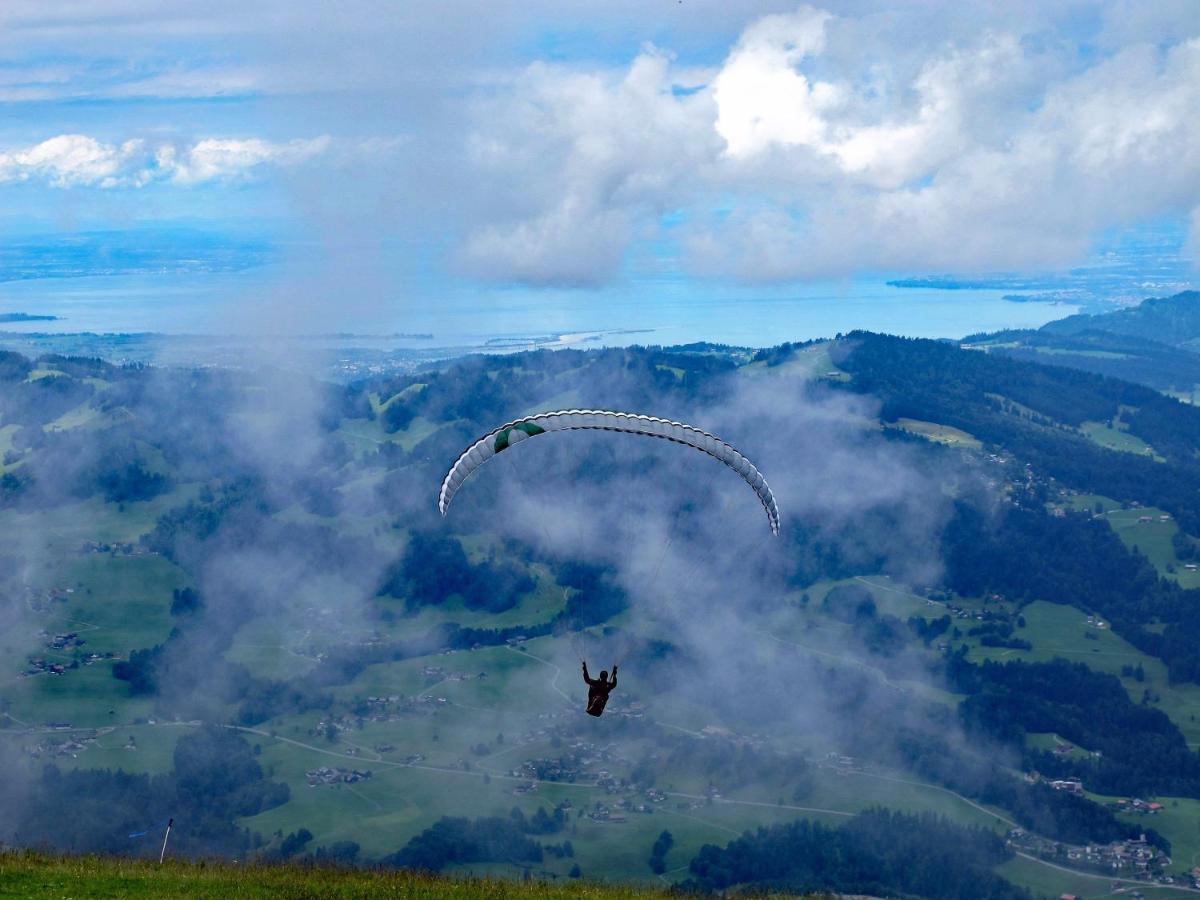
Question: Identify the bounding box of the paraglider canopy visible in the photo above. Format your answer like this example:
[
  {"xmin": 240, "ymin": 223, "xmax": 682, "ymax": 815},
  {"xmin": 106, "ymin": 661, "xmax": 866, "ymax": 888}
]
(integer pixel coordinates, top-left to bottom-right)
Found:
[{"xmin": 438, "ymin": 409, "xmax": 780, "ymax": 535}]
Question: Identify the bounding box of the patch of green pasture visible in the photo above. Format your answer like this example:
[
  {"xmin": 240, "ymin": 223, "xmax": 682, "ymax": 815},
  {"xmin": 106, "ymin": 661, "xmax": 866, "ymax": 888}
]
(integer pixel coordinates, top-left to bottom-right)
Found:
[
  {"xmin": 395, "ymin": 416, "xmax": 454, "ymax": 451},
  {"xmin": 1063, "ymin": 493, "xmax": 1200, "ymax": 587},
  {"xmin": 245, "ymin": 721, "xmax": 815, "ymax": 881},
  {"xmin": 373, "ymin": 383, "xmax": 426, "ymax": 414},
  {"xmin": 55, "ymin": 554, "xmax": 187, "ymax": 654},
  {"xmin": 1121, "ymin": 796, "xmax": 1200, "ymax": 870},
  {"xmin": 848, "ymin": 575, "xmax": 940, "ymax": 619},
  {"xmin": 56, "ymin": 722, "xmax": 194, "ymax": 776},
  {"xmin": 0, "ymin": 663, "xmax": 154, "ymax": 729},
  {"xmin": 44, "ymin": 401, "xmax": 104, "ymax": 431},
  {"xmin": 337, "ymin": 412, "xmax": 452, "ymax": 456},
  {"xmin": 807, "ymin": 769, "xmax": 1007, "ymax": 834},
  {"xmin": 995, "ymin": 852, "xmax": 1180, "ymax": 900},
  {"xmin": 1064, "ymin": 492, "xmax": 1116, "ymax": 514},
  {"xmin": 966, "ymin": 601, "xmax": 1131, "ymax": 672},
  {"xmin": 739, "ymin": 342, "xmax": 843, "ymax": 380},
  {"xmin": 0, "ymin": 483, "xmax": 201, "ymax": 556},
  {"xmin": 0, "ymin": 553, "xmax": 184, "ymax": 725},
  {"xmin": 225, "ymin": 640, "xmax": 319, "ymax": 681},
  {"xmin": 1024, "ymin": 732, "xmax": 1091, "ymax": 758},
  {"xmin": 1080, "ymin": 420, "xmax": 1159, "ymax": 458},
  {"xmin": 324, "ymin": 658, "xmax": 434, "ymax": 703},
  {"xmin": 570, "ymin": 801, "xmax": 799, "ymax": 884},
  {"xmin": 325, "ymin": 644, "xmax": 568, "ymax": 718},
  {"xmin": 1079, "ymin": 791, "xmax": 1200, "ymax": 873},
  {"xmin": 889, "ymin": 418, "xmax": 983, "ymax": 450},
  {"xmin": 24, "ymin": 367, "xmax": 65, "ymax": 381},
  {"xmin": 241, "ymin": 742, "xmax": 556, "ymax": 857},
  {"xmin": 1107, "ymin": 507, "xmax": 1200, "ymax": 587},
  {"xmin": 1033, "ymin": 347, "xmax": 1132, "ymax": 359},
  {"xmin": 968, "ymin": 600, "xmax": 1200, "ymax": 750}
]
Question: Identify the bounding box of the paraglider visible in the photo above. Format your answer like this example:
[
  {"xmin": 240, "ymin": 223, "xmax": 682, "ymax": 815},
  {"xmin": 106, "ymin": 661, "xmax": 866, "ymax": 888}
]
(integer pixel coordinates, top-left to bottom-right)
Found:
[
  {"xmin": 437, "ymin": 409, "xmax": 780, "ymax": 534},
  {"xmin": 582, "ymin": 661, "xmax": 617, "ymax": 717},
  {"xmin": 438, "ymin": 409, "xmax": 779, "ymax": 721}
]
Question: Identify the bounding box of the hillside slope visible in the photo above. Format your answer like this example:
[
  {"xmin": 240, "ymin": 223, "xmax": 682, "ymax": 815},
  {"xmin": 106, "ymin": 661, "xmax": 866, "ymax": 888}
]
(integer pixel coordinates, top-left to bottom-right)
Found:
[
  {"xmin": 965, "ymin": 291, "xmax": 1200, "ymax": 394},
  {"xmin": 1043, "ymin": 290, "xmax": 1200, "ymax": 345}
]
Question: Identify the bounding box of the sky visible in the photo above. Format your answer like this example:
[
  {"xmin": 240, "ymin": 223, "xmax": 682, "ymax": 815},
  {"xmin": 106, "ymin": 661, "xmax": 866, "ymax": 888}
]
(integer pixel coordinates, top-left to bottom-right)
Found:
[{"xmin": 0, "ymin": 1, "xmax": 1197, "ymax": 318}]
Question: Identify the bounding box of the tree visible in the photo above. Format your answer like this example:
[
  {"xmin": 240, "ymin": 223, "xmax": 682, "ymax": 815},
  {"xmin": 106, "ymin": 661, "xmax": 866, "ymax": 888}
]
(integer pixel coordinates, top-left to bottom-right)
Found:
[{"xmin": 649, "ymin": 829, "xmax": 674, "ymax": 874}]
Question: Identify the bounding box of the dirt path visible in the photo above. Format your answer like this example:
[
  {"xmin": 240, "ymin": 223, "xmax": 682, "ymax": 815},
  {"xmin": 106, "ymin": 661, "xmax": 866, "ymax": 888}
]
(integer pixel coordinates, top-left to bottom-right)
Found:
[{"xmin": 506, "ymin": 645, "xmax": 572, "ymax": 704}]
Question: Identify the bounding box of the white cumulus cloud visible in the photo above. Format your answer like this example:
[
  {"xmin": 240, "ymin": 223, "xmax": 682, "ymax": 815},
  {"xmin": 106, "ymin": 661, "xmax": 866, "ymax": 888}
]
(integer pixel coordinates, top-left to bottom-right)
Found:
[
  {"xmin": 0, "ymin": 134, "xmax": 337, "ymax": 188},
  {"xmin": 0, "ymin": 135, "xmax": 150, "ymax": 188},
  {"xmin": 163, "ymin": 136, "xmax": 332, "ymax": 185},
  {"xmin": 712, "ymin": 6, "xmax": 837, "ymax": 161},
  {"xmin": 459, "ymin": 5, "xmax": 1200, "ymax": 285}
]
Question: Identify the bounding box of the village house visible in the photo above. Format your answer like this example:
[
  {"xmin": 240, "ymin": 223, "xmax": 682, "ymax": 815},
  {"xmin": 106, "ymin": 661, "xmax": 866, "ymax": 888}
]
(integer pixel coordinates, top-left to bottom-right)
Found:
[
  {"xmin": 305, "ymin": 766, "xmax": 373, "ymax": 787},
  {"xmin": 1048, "ymin": 778, "xmax": 1084, "ymax": 794}
]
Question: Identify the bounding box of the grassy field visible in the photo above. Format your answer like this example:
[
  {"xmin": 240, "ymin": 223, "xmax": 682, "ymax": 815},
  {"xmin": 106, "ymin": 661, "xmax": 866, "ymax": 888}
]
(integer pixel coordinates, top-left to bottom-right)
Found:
[
  {"xmin": 337, "ymin": 415, "xmax": 453, "ymax": 456},
  {"xmin": 739, "ymin": 342, "xmax": 846, "ymax": 382},
  {"xmin": 0, "ymin": 486, "xmax": 200, "ymax": 558},
  {"xmin": 1106, "ymin": 507, "xmax": 1200, "ymax": 587},
  {"xmin": 1111, "ymin": 795, "xmax": 1200, "ymax": 871},
  {"xmin": 0, "ymin": 851, "xmax": 688, "ymax": 899},
  {"xmin": 966, "ymin": 599, "xmax": 1200, "ymax": 750},
  {"xmin": 1063, "ymin": 493, "xmax": 1200, "ymax": 588},
  {"xmin": 888, "ymin": 418, "xmax": 983, "ymax": 450},
  {"xmin": 995, "ymin": 853, "xmax": 1186, "ymax": 900},
  {"xmin": 1079, "ymin": 420, "xmax": 1159, "ymax": 457}
]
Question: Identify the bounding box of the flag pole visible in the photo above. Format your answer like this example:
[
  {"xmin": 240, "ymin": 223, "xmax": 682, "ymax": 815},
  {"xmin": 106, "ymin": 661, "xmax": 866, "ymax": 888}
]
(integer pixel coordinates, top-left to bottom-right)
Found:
[{"xmin": 159, "ymin": 818, "xmax": 173, "ymax": 864}]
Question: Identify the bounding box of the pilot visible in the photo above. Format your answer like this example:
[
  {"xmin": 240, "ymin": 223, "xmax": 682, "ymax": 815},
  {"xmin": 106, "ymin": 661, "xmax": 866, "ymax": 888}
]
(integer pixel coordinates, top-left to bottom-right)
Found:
[{"xmin": 581, "ymin": 661, "xmax": 618, "ymax": 717}]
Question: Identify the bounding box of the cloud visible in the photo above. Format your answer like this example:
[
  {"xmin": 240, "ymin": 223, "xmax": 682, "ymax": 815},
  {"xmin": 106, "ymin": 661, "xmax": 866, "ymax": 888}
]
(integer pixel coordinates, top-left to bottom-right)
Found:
[
  {"xmin": 0, "ymin": 134, "xmax": 147, "ymax": 188},
  {"xmin": 458, "ymin": 50, "xmax": 721, "ymax": 286},
  {"xmin": 459, "ymin": 6, "xmax": 1200, "ymax": 284},
  {"xmin": 0, "ymin": 3, "xmax": 1197, "ymax": 288},
  {"xmin": 0, "ymin": 134, "xmax": 337, "ymax": 188},
  {"xmin": 712, "ymin": 6, "xmax": 836, "ymax": 160},
  {"xmin": 163, "ymin": 136, "xmax": 332, "ymax": 185}
]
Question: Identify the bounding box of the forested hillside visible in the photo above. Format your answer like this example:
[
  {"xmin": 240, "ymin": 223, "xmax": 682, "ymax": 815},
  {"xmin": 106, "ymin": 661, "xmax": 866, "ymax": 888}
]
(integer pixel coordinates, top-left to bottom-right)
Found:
[
  {"xmin": 965, "ymin": 291, "xmax": 1200, "ymax": 395},
  {"xmin": 1044, "ymin": 290, "xmax": 1200, "ymax": 345}
]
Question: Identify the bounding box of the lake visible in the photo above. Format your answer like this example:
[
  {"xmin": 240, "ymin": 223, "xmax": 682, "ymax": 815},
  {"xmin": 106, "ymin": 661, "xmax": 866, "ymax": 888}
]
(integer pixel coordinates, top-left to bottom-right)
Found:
[{"xmin": 0, "ymin": 267, "xmax": 1076, "ymax": 351}]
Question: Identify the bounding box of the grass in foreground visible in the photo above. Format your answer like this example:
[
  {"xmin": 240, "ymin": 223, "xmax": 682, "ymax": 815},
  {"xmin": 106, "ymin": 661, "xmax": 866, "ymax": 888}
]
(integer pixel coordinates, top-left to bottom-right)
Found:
[{"xmin": 0, "ymin": 851, "xmax": 697, "ymax": 900}]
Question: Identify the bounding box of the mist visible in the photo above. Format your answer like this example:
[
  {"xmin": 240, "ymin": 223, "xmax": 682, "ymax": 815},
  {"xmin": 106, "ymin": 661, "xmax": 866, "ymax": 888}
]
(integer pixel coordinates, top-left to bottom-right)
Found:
[{"xmin": 0, "ymin": 339, "xmax": 1016, "ymax": 855}]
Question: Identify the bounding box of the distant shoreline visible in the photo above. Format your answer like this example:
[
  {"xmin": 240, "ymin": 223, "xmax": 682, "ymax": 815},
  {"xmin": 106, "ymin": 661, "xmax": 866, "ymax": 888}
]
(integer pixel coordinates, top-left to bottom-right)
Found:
[
  {"xmin": 0, "ymin": 313, "xmax": 59, "ymax": 323},
  {"xmin": 0, "ymin": 327, "xmax": 664, "ymax": 382}
]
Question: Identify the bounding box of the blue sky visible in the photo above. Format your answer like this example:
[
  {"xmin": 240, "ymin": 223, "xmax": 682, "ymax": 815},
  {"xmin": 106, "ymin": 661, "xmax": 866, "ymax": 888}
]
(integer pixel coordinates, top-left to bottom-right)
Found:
[{"xmin": 0, "ymin": 1, "xmax": 1196, "ymax": 320}]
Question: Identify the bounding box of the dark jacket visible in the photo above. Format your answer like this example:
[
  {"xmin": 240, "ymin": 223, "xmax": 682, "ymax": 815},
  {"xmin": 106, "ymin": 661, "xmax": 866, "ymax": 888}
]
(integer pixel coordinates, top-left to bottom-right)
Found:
[{"xmin": 582, "ymin": 663, "xmax": 617, "ymax": 717}]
